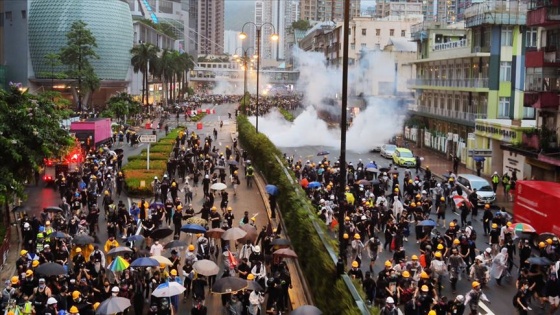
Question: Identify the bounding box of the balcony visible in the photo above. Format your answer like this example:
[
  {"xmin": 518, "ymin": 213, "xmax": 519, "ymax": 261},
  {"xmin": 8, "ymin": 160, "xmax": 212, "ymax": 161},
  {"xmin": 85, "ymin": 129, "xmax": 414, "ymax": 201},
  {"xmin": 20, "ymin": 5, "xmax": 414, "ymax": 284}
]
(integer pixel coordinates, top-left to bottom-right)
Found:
[
  {"xmin": 526, "ymin": 49, "xmax": 560, "ymax": 67},
  {"xmin": 527, "ymin": 4, "xmax": 560, "ymax": 26},
  {"xmin": 524, "ymin": 91, "xmax": 560, "ymax": 109},
  {"xmin": 409, "ymin": 105, "xmax": 487, "ymax": 122},
  {"xmin": 464, "ymin": 0, "xmax": 527, "ymax": 27},
  {"xmin": 432, "ymin": 39, "xmax": 468, "ymax": 51},
  {"xmin": 408, "ymin": 78, "xmax": 489, "ymax": 90}
]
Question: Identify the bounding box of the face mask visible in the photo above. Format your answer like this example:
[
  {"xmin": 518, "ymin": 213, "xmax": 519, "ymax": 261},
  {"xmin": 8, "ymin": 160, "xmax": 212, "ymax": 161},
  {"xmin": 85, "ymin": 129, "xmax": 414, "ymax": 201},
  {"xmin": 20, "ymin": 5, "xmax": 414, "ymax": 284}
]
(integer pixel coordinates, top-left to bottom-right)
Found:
[{"xmin": 39, "ymin": 284, "xmax": 45, "ymax": 289}]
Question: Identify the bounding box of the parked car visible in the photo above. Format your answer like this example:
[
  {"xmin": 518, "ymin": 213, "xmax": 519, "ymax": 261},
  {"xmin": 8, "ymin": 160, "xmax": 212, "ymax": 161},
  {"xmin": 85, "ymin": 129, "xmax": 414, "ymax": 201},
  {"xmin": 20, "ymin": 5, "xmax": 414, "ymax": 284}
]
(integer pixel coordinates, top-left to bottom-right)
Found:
[
  {"xmin": 370, "ymin": 144, "xmax": 383, "ymax": 153},
  {"xmin": 392, "ymin": 148, "xmax": 416, "ymax": 167},
  {"xmin": 380, "ymin": 144, "xmax": 397, "ymax": 158},
  {"xmin": 455, "ymin": 174, "xmax": 496, "ymax": 205}
]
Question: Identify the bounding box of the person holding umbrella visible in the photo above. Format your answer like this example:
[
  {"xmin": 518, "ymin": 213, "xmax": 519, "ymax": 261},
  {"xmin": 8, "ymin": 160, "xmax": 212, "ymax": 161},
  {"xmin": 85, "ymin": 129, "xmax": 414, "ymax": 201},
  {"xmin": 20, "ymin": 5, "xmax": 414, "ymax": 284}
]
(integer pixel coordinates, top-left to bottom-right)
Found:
[{"xmin": 168, "ymin": 269, "xmax": 182, "ymax": 313}]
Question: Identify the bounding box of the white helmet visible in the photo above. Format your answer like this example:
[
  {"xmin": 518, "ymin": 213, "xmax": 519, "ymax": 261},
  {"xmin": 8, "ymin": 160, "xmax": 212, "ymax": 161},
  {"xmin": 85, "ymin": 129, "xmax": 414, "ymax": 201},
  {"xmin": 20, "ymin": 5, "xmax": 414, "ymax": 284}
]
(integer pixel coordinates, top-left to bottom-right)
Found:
[
  {"xmin": 47, "ymin": 297, "xmax": 58, "ymax": 305},
  {"xmin": 386, "ymin": 297, "xmax": 395, "ymax": 304},
  {"xmin": 437, "ymin": 183, "xmax": 441, "ymax": 187},
  {"xmin": 456, "ymin": 295, "xmax": 465, "ymax": 302},
  {"xmin": 111, "ymin": 286, "xmax": 120, "ymax": 293},
  {"xmin": 485, "ymin": 247, "xmax": 492, "ymax": 254}
]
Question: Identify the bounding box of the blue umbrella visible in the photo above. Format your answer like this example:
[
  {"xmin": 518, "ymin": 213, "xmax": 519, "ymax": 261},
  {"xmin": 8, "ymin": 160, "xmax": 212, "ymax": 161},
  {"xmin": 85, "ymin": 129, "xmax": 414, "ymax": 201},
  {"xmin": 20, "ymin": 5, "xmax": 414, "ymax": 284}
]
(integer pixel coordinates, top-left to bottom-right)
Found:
[
  {"xmin": 418, "ymin": 220, "xmax": 437, "ymax": 227},
  {"xmin": 181, "ymin": 224, "xmax": 207, "ymax": 234},
  {"xmin": 150, "ymin": 202, "xmax": 164, "ymax": 209},
  {"xmin": 473, "ymin": 156, "xmax": 485, "ymax": 162},
  {"xmin": 265, "ymin": 184, "xmax": 279, "ymax": 195},
  {"xmin": 227, "ymin": 160, "xmax": 239, "ymax": 166},
  {"xmin": 307, "ymin": 181, "xmax": 322, "ymax": 189},
  {"xmin": 127, "ymin": 235, "xmax": 145, "ymax": 242},
  {"xmin": 365, "ymin": 162, "xmax": 377, "ymax": 169},
  {"xmin": 130, "ymin": 257, "xmax": 160, "ymax": 267}
]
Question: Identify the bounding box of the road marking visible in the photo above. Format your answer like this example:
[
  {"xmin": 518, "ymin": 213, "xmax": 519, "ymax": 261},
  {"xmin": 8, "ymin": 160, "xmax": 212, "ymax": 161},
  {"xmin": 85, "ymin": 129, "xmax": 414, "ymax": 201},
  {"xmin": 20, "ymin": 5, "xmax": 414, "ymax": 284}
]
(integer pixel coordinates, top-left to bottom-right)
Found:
[{"xmin": 479, "ymin": 302, "xmax": 495, "ymax": 315}]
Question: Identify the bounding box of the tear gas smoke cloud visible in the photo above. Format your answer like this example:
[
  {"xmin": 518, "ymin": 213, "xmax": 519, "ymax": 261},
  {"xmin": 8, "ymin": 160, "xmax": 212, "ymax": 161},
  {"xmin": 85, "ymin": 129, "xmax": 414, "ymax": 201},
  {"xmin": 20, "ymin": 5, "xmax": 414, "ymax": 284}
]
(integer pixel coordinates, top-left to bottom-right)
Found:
[{"xmin": 257, "ymin": 47, "xmax": 408, "ymax": 154}]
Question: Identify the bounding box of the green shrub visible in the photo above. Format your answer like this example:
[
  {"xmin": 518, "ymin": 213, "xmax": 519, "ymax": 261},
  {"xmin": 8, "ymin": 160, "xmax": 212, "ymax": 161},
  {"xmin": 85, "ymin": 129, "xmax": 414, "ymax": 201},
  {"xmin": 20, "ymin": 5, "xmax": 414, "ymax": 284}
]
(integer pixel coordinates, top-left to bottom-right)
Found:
[
  {"xmin": 123, "ymin": 169, "xmax": 162, "ymax": 196},
  {"xmin": 236, "ymin": 116, "xmax": 364, "ymax": 314},
  {"xmin": 278, "ymin": 108, "xmax": 295, "ymax": 122},
  {"xmin": 127, "ymin": 152, "xmax": 169, "ymax": 161},
  {"xmin": 191, "ymin": 113, "xmax": 207, "ymax": 122},
  {"xmin": 149, "ymin": 144, "xmax": 174, "ymax": 153},
  {"xmin": 122, "ymin": 159, "xmax": 166, "ymax": 170}
]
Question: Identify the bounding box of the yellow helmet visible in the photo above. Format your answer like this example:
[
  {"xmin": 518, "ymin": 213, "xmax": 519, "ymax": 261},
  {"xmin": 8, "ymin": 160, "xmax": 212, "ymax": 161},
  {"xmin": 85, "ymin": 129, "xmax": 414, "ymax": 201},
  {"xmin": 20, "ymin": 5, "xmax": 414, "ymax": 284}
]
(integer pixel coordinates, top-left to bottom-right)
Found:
[
  {"xmin": 434, "ymin": 251, "xmax": 442, "ymax": 258},
  {"xmin": 93, "ymin": 303, "xmax": 100, "ymax": 311},
  {"xmin": 453, "ymin": 239, "xmax": 460, "ymax": 245},
  {"xmin": 394, "ymin": 188, "xmax": 399, "ymax": 192},
  {"xmin": 429, "ymin": 311, "xmax": 436, "ymax": 315},
  {"xmin": 20, "ymin": 250, "xmax": 28, "ymax": 256},
  {"xmin": 449, "ymin": 222, "xmax": 455, "ymax": 227},
  {"xmin": 211, "ymin": 206, "xmax": 217, "ymax": 211},
  {"xmin": 170, "ymin": 269, "xmax": 177, "ymax": 276},
  {"xmin": 410, "ymin": 202, "xmax": 416, "ymax": 207},
  {"xmin": 343, "ymin": 233, "xmax": 349, "ymax": 240},
  {"xmin": 159, "ymin": 263, "xmax": 166, "ymax": 269},
  {"xmin": 384, "ymin": 260, "xmax": 392, "ymax": 267},
  {"xmin": 352, "ymin": 261, "xmax": 359, "ymax": 268},
  {"xmin": 26, "ymin": 270, "xmax": 33, "ymax": 277},
  {"xmin": 484, "ymin": 204, "xmax": 490, "ymax": 209},
  {"xmin": 75, "ymin": 247, "xmax": 82, "ymax": 253},
  {"xmin": 440, "ymin": 197, "xmax": 445, "ymax": 201},
  {"xmin": 539, "ymin": 241, "xmax": 546, "ymax": 248},
  {"xmin": 437, "ymin": 244, "xmax": 444, "ymax": 250},
  {"xmin": 188, "ymin": 245, "xmax": 195, "ymax": 251},
  {"xmin": 72, "ymin": 291, "xmax": 81, "ymax": 300},
  {"xmin": 492, "ymin": 223, "xmax": 498, "ymax": 229},
  {"xmin": 547, "ymin": 238, "xmax": 553, "ymax": 245},
  {"xmin": 247, "ymin": 274, "xmax": 255, "ymax": 280},
  {"xmin": 10, "ymin": 276, "xmax": 18, "ymax": 285},
  {"xmin": 507, "ymin": 222, "xmax": 512, "ymax": 227},
  {"xmin": 69, "ymin": 306, "xmax": 79, "ymax": 314},
  {"xmin": 402, "ymin": 271, "xmax": 410, "ymax": 278},
  {"xmin": 472, "ymin": 281, "xmax": 480, "ymax": 288},
  {"xmin": 420, "ymin": 271, "xmax": 429, "ymax": 279},
  {"xmin": 227, "ymin": 207, "xmax": 233, "ymax": 211},
  {"xmin": 104, "ymin": 190, "xmax": 110, "ymax": 196},
  {"xmin": 421, "ymin": 285, "xmax": 429, "ymax": 292},
  {"xmin": 411, "ymin": 255, "xmax": 418, "ymax": 260},
  {"xmin": 354, "ymin": 234, "xmax": 361, "ymax": 240},
  {"xmin": 177, "ymin": 205, "xmax": 183, "ymax": 211},
  {"xmin": 32, "ymin": 260, "xmax": 40, "ymax": 267}
]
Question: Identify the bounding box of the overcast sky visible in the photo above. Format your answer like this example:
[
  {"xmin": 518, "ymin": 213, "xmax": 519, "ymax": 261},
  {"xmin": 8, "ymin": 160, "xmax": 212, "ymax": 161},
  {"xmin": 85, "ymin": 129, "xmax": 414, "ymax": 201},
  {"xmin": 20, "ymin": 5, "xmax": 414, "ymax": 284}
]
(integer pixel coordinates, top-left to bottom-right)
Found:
[{"xmin": 225, "ymin": 0, "xmax": 377, "ymax": 31}]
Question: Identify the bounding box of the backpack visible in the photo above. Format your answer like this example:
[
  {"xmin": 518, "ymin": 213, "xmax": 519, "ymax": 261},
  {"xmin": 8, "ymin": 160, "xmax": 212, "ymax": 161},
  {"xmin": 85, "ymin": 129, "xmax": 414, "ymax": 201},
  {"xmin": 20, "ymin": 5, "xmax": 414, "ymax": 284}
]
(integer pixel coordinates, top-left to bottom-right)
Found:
[{"xmin": 468, "ymin": 226, "xmax": 477, "ymax": 241}]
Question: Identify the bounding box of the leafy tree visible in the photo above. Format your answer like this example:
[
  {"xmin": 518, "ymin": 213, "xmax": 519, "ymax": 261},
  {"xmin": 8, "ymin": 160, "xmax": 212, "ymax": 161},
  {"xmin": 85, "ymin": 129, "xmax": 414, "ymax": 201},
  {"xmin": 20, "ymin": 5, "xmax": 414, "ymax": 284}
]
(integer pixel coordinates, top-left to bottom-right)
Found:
[
  {"xmin": 102, "ymin": 92, "xmax": 141, "ymax": 123},
  {"xmin": 0, "ymin": 84, "xmax": 73, "ymax": 217},
  {"xmin": 38, "ymin": 53, "xmax": 67, "ymax": 91},
  {"xmin": 177, "ymin": 52, "xmax": 195, "ymax": 99},
  {"xmin": 59, "ymin": 20, "xmax": 100, "ymax": 112},
  {"xmin": 130, "ymin": 43, "xmax": 160, "ymax": 105},
  {"xmin": 291, "ymin": 20, "xmax": 311, "ymax": 31}
]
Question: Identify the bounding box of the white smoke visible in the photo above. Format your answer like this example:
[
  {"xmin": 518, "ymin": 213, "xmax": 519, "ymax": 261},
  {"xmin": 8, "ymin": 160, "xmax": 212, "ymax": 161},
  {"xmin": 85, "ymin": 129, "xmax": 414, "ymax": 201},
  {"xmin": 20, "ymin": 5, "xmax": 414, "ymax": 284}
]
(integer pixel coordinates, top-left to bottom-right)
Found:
[{"xmin": 255, "ymin": 47, "xmax": 408, "ymax": 154}]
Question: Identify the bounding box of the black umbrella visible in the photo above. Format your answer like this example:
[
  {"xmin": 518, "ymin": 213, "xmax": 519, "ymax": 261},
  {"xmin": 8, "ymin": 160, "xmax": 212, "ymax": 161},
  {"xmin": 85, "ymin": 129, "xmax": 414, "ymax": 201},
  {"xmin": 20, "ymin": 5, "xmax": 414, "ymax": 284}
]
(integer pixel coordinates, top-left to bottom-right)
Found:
[
  {"xmin": 370, "ymin": 179, "xmax": 381, "ymax": 185},
  {"xmin": 150, "ymin": 228, "xmax": 173, "ymax": 240},
  {"xmin": 270, "ymin": 238, "xmax": 291, "ymax": 246},
  {"xmin": 207, "ymin": 152, "xmax": 219, "ymax": 158},
  {"xmin": 164, "ymin": 240, "xmax": 187, "ymax": 249},
  {"xmin": 12, "ymin": 205, "xmax": 30, "ymax": 213},
  {"xmin": 538, "ymin": 232, "xmax": 557, "ymax": 243},
  {"xmin": 49, "ymin": 231, "xmax": 69, "ymax": 239},
  {"xmin": 227, "ymin": 160, "xmax": 239, "ymax": 166},
  {"xmin": 211, "ymin": 277, "xmax": 248, "ymax": 294},
  {"xmin": 73, "ymin": 234, "xmax": 95, "ymax": 245},
  {"xmin": 44, "ymin": 206, "xmax": 63, "ymax": 213},
  {"xmin": 35, "ymin": 262, "xmax": 66, "ymax": 276},
  {"xmin": 378, "ymin": 167, "xmax": 390, "ymax": 173},
  {"xmin": 214, "ymin": 165, "xmax": 225, "ymax": 170},
  {"xmin": 527, "ymin": 256, "xmax": 553, "ymax": 266},
  {"xmin": 114, "ymin": 148, "xmax": 124, "ymax": 154},
  {"xmin": 246, "ymin": 280, "xmax": 264, "ymax": 292}
]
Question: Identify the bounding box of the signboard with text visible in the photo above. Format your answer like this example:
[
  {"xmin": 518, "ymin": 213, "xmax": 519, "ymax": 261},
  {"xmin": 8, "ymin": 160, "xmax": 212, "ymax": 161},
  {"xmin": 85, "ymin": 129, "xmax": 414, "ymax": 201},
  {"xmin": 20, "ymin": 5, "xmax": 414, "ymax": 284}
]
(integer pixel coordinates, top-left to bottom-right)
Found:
[
  {"xmin": 139, "ymin": 135, "xmax": 157, "ymax": 143},
  {"xmin": 468, "ymin": 149, "xmax": 493, "ymax": 157},
  {"xmin": 503, "ymin": 150, "xmax": 525, "ymax": 179},
  {"xmin": 474, "ymin": 121, "xmax": 526, "ymax": 144}
]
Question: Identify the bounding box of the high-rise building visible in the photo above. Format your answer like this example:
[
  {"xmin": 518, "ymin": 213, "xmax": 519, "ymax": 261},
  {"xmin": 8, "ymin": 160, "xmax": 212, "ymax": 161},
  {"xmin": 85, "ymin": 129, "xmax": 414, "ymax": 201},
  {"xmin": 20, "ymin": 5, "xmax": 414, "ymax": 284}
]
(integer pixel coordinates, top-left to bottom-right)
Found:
[
  {"xmin": 197, "ymin": 0, "xmax": 225, "ymax": 55},
  {"xmin": 299, "ymin": 0, "xmax": 361, "ymax": 22},
  {"xmin": 255, "ymin": 0, "xmax": 298, "ymax": 61},
  {"xmin": 375, "ymin": 0, "xmax": 423, "ymax": 19}
]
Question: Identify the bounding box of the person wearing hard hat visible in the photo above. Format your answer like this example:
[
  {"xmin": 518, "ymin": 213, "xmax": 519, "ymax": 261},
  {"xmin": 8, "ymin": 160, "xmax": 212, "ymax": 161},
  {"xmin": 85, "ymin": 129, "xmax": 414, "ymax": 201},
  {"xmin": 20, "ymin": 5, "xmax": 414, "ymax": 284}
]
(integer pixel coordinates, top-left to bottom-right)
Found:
[
  {"xmin": 351, "ymin": 233, "xmax": 364, "ymax": 265},
  {"xmin": 21, "ymin": 269, "xmax": 37, "ymax": 297},
  {"xmin": 44, "ymin": 297, "xmax": 58, "ymax": 315},
  {"xmin": 489, "ymin": 223, "xmax": 500, "ymax": 255},
  {"xmin": 464, "ymin": 281, "xmax": 490, "ymax": 314},
  {"xmin": 380, "ymin": 296, "xmax": 403, "ymax": 315},
  {"xmin": 16, "ymin": 250, "xmax": 29, "ymax": 271},
  {"xmin": 168, "ymin": 269, "xmax": 182, "ymax": 313},
  {"xmin": 68, "ymin": 306, "xmax": 80, "ymax": 315},
  {"xmin": 414, "ymin": 285, "xmax": 434, "ymax": 315},
  {"xmin": 348, "ymin": 261, "xmax": 364, "ymax": 282}
]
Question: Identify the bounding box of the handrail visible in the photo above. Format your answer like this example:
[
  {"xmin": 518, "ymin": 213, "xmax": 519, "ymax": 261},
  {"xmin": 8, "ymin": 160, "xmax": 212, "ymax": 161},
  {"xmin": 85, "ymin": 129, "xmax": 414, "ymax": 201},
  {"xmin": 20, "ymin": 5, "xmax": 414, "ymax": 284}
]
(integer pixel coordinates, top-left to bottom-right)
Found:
[{"xmin": 273, "ymin": 155, "xmax": 370, "ymax": 315}]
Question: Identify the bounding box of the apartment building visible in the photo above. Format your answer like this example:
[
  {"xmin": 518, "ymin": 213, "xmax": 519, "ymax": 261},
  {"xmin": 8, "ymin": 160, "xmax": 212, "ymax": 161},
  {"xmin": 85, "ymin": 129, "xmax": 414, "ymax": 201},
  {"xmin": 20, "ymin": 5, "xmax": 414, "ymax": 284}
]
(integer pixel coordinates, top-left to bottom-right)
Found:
[
  {"xmin": 407, "ymin": 0, "xmax": 532, "ymax": 176},
  {"xmin": 299, "ymin": 0, "xmax": 361, "ymax": 22}
]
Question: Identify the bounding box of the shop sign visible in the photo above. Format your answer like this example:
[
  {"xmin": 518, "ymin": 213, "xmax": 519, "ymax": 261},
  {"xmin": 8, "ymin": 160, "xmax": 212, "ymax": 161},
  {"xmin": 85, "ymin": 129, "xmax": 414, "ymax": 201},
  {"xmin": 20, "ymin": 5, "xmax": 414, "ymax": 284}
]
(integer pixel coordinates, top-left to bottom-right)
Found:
[
  {"xmin": 474, "ymin": 121, "xmax": 523, "ymax": 143},
  {"xmin": 503, "ymin": 150, "xmax": 525, "ymax": 179}
]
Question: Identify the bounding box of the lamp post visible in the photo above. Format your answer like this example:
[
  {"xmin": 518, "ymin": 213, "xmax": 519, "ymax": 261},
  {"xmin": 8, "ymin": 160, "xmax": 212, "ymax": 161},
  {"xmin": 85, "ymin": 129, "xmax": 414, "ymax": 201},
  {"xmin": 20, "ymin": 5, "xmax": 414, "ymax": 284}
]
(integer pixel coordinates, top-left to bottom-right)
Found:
[
  {"xmin": 239, "ymin": 22, "xmax": 279, "ymax": 134},
  {"xmin": 233, "ymin": 47, "xmax": 255, "ymax": 97}
]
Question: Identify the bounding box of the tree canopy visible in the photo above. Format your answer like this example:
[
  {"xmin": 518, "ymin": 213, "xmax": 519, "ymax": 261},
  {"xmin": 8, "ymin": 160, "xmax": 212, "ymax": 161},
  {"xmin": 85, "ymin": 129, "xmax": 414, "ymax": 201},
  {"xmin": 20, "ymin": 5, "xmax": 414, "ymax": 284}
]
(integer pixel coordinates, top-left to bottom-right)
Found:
[
  {"xmin": 59, "ymin": 20, "xmax": 99, "ymax": 111},
  {"xmin": 291, "ymin": 20, "xmax": 312, "ymax": 31},
  {"xmin": 102, "ymin": 92, "xmax": 142, "ymax": 123},
  {"xmin": 0, "ymin": 84, "xmax": 73, "ymax": 199}
]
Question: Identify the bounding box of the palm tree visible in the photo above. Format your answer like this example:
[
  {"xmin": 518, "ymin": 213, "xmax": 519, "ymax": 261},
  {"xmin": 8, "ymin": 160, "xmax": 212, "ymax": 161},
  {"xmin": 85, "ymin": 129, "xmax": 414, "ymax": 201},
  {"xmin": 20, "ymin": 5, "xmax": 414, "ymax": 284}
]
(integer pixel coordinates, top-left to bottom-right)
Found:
[
  {"xmin": 177, "ymin": 52, "xmax": 195, "ymax": 99},
  {"xmin": 130, "ymin": 43, "xmax": 159, "ymax": 105},
  {"xmin": 154, "ymin": 49, "xmax": 176, "ymax": 106}
]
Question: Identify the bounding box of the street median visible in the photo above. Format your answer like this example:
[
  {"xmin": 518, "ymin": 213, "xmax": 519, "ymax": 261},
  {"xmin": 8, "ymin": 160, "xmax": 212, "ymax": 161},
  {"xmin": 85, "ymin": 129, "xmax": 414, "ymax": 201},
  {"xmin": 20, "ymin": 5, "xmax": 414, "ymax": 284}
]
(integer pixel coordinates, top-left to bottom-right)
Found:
[{"xmin": 236, "ymin": 115, "xmax": 369, "ymax": 315}]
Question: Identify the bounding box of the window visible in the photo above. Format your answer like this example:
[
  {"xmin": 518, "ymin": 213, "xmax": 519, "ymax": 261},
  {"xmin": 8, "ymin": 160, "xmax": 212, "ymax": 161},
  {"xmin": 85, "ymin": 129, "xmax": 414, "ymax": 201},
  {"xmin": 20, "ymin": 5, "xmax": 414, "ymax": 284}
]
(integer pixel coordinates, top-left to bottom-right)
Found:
[
  {"xmin": 5, "ymin": 11, "xmax": 12, "ymax": 22},
  {"xmin": 500, "ymin": 62, "xmax": 511, "ymax": 81},
  {"xmin": 523, "ymin": 107, "xmax": 535, "ymax": 119},
  {"xmin": 362, "ymin": 28, "xmax": 366, "ymax": 36},
  {"xmin": 401, "ymin": 30, "xmax": 406, "ymax": 37},
  {"xmin": 390, "ymin": 29, "xmax": 395, "ymax": 36},
  {"xmin": 376, "ymin": 29, "xmax": 380, "ymax": 36},
  {"xmin": 526, "ymin": 27, "xmax": 538, "ymax": 48},
  {"xmin": 498, "ymin": 97, "xmax": 510, "ymax": 118},
  {"xmin": 361, "ymin": 43, "xmax": 367, "ymax": 49},
  {"xmin": 21, "ymin": 10, "xmax": 26, "ymax": 19},
  {"xmin": 501, "ymin": 26, "xmax": 513, "ymax": 46},
  {"xmin": 351, "ymin": 43, "xmax": 355, "ymax": 50}
]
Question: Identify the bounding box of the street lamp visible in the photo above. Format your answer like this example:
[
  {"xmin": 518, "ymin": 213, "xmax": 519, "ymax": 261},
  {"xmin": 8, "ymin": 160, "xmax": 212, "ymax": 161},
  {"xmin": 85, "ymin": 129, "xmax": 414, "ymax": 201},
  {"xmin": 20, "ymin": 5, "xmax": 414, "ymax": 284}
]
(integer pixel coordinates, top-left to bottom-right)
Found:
[
  {"xmin": 239, "ymin": 22, "xmax": 279, "ymax": 134},
  {"xmin": 233, "ymin": 47, "xmax": 256, "ymax": 97}
]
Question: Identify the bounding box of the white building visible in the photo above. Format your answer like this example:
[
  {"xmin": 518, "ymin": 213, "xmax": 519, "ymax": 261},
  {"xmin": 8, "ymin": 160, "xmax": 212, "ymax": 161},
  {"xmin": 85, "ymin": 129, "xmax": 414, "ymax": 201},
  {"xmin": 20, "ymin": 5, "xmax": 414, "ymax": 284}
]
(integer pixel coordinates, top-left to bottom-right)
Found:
[{"xmin": 224, "ymin": 30, "xmax": 242, "ymax": 56}]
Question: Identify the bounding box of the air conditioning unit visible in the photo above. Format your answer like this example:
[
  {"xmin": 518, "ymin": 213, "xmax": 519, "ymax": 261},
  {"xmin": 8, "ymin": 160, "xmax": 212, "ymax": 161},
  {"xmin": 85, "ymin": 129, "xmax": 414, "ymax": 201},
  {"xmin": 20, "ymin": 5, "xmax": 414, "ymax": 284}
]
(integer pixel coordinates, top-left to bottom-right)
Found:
[{"xmin": 474, "ymin": 46, "xmax": 481, "ymax": 53}]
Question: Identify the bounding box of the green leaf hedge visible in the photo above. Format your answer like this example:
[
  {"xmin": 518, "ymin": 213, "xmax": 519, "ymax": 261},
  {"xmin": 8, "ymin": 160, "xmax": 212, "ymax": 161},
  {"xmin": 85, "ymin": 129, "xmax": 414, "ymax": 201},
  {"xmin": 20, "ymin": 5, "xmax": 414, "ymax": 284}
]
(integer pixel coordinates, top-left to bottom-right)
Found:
[{"xmin": 236, "ymin": 115, "xmax": 363, "ymax": 315}]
